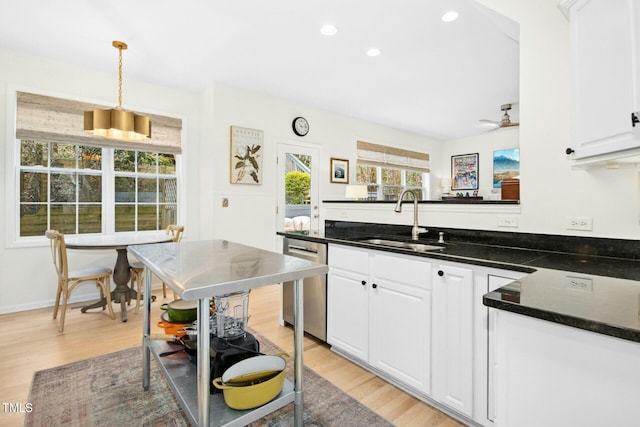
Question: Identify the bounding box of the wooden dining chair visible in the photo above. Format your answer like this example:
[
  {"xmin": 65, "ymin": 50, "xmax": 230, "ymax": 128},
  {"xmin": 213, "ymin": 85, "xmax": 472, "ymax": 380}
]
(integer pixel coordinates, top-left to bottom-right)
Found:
[
  {"xmin": 45, "ymin": 230, "xmax": 115, "ymax": 332},
  {"xmin": 131, "ymin": 225, "xmax": 184, "ymax": 313}
]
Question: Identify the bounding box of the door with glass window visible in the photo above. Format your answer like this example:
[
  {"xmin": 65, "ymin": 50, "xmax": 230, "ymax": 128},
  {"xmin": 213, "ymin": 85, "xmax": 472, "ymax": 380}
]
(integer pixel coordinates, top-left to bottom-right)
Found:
[{"xmin": 277, "ymin": 142, "xmax": 320, "ymax": 235}]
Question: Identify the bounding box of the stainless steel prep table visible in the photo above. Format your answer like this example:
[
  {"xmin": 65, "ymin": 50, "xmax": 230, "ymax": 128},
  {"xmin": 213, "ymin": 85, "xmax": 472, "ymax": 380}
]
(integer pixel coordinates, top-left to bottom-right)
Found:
[{"xmin": 129, "ymin": 239, "xmax": 329, "ymax": 426}]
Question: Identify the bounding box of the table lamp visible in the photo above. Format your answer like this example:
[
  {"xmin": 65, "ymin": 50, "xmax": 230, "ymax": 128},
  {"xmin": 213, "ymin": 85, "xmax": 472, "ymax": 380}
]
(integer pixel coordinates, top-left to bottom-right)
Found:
[{"xmin": 345, "ymin": 185, "xmax": 368, "ymax": 200}]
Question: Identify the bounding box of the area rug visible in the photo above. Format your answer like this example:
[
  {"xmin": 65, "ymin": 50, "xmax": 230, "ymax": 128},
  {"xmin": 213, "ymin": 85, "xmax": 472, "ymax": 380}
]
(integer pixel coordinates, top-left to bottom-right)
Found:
[{"xmin": 25, "ymin": 330, "xmax": 393, "ymax": 427}]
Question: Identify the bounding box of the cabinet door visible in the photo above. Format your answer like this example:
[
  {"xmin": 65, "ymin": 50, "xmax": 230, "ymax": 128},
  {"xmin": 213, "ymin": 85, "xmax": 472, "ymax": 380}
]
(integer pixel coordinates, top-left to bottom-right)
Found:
[
  {"xmin": 327, "ymin": 245, "xmax": 370, "ymax": 360},
  {"xmin": 369, "ymin": 252, "xmax": 432, "ymax": 394},
  {"xmin": 570, "ymin": 0, "xmax": 640, "ymax": 159},
  {"xmin": 432, "ymin": 263, "xmax": 474, "ymax": 417}
]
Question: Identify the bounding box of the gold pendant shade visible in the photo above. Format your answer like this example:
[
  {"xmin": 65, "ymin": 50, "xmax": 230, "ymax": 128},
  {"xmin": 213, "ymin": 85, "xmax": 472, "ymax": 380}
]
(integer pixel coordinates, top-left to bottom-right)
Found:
[
  {"xmin": 84, "ymin": 41, "xmax": 151, "ymax": 141},
  {"xmin": 84, "ymin": 107, "xmax": 151, "ymax": 141}
]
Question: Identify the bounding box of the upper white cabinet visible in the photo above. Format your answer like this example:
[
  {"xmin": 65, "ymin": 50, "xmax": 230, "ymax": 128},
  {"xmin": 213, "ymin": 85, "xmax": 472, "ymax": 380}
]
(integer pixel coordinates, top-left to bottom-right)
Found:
[{"xmin": 564, "ymin": 0, "xmax": 640, "ymax": 161}]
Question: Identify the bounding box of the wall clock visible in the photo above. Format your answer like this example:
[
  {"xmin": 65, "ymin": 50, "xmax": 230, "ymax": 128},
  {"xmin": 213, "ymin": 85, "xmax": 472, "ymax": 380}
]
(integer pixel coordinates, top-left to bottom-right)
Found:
[{"xmin": 292, "ymin": 116, "xmax": 309, "ymax": 137}]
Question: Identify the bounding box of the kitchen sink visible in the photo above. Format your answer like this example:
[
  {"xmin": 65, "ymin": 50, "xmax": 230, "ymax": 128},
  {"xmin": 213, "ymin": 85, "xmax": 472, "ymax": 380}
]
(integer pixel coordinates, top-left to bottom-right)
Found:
[{"xmin": 358, "ymin": 238, "xmax": 444, "ymax": 252}]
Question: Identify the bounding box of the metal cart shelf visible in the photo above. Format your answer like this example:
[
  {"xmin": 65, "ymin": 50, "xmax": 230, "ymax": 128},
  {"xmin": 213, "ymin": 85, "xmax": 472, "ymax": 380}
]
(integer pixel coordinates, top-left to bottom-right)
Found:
[{"xmin": 130, "ymin": 239, "xmax": 328, "ymax": 426}]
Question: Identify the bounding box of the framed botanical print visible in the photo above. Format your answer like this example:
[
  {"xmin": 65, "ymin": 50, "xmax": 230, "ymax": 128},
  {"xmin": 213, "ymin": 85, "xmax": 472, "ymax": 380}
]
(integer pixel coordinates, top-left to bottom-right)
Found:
[
  {"xmin": 451, "ymin": 153, "xmax": 478, "ymax": 190},
  {"xmin": 230, "ymin": 126, "xmax": 263, "ymax": 184},
  {"xmin": 330, "ymin": 158, "xmax": 349, "ymax": 183}
]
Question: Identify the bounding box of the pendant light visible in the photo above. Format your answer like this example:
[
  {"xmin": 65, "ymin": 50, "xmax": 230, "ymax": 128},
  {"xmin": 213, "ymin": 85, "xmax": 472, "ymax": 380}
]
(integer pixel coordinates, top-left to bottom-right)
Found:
[{"xmin": 84, "ymin": 40, "xmax": 151, "ymax": 141}]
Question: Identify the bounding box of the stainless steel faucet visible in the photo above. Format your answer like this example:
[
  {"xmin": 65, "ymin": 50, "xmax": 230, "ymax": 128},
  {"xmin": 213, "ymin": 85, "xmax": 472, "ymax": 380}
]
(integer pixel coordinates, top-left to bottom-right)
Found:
[{"xmin": 394, "ymin": 189, "xmax": 428, "ymax": 240}]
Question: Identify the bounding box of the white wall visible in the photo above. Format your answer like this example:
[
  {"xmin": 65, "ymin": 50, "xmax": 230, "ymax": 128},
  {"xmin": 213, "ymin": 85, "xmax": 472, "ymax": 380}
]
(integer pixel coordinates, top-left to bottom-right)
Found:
[
  {"xmin": 440, "ymin": 127, "xmax": 519, "ymax": 199},
  {"xmin": 2, "ymin": 0, "xmax": 640, "ymax": 314},
  {"xmin": 205, "ymin": 81, "xmax": 442, "ymax": 251},
  {"xmin": 0, "ymin": 48, "xmax": 202, "ymax": 313},
  {"xmin": 331, "ymin": 0, "xmax": 640, "ymax": 239},
  {"xmin": 478, "ymin": 0, "xmax": 639, "ymax": 237}
]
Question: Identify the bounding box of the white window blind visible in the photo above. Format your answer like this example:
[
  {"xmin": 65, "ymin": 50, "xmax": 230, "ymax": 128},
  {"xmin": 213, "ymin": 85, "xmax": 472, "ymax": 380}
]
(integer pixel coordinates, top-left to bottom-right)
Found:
[
  {"xmin": 356, "ymin": 140, "xmax": 430, "ymax": 172},
  {"xmin": 16, "ymin": 91, "xmax": 182, "ymax": 154}
]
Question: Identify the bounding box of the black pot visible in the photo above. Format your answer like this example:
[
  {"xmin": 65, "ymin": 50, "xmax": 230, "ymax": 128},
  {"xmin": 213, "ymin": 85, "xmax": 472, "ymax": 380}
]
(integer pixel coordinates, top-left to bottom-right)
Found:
[{"xmin": 160, "ymin": 299, "xmax": 198, "ymax": 323}]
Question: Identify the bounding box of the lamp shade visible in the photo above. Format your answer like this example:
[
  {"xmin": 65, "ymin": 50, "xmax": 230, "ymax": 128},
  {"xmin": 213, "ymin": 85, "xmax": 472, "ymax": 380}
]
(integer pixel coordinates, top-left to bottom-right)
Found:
[
  {"xmin": 84, "ymin": 108, "xmax": 151, "ymax": 141},
  {"xmin": 345, "ymin": 185, "xmax": 368, "ymax": 200},
  {"xmin": 84, "ymin": 41, "xmax": 151, "ymax": 142}
]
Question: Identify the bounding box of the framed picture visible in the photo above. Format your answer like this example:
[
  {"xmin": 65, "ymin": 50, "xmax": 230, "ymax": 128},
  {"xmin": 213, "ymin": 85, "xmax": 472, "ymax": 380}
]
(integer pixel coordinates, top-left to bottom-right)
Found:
[
  {"xmin": 493, "ymin": 148, "xmax": 520, "ymax": 188},
  {"xmin": 330, "ymin": 158, "xmax": 349, "ymax": 183},
  {"xmin": 451, "ymin": 153, "xmax": 479, "ymax": 190},
  {"xmin": 230, "ymin": 126, "xmax": 263, "ymax": 184}
]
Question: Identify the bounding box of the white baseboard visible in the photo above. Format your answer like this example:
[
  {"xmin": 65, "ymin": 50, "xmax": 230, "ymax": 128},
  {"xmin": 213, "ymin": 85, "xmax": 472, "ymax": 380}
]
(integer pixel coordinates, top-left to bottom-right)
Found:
[{"xmin": 0, "ymin": 282, "xmax": 164, "ymax": 314}]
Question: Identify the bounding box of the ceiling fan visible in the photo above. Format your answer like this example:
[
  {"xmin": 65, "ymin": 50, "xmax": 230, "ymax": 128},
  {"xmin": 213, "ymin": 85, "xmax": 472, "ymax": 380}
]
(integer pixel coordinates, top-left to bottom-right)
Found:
[{"xmin": 480, "ymin": 103, "xmax": 519, "ymax": 129}]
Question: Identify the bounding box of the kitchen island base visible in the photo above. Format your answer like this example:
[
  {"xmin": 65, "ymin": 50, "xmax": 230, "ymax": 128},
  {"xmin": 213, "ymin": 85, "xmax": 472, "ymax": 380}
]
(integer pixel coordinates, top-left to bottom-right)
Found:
[
  {"xmin": 148, "ymin": 340, "xmax": 295, "ymax": 426},
  {"xmin": 492, "ymin": 310, "xmax": 640, "ymax": 427},
  {"xmin": 132, "ymin": 240, "xmax": 328, "ymax": 426}
]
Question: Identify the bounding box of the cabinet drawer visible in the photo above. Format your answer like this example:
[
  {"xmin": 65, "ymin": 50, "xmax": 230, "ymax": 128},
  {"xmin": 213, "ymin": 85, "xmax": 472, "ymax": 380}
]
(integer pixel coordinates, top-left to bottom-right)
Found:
[
  {"xmin": 328, "ymin": 244, "xmax": 369, "ymax": 272},
  {"xmin": 371, "ymin": 250, "xmax": 431, "ymax": 288}
]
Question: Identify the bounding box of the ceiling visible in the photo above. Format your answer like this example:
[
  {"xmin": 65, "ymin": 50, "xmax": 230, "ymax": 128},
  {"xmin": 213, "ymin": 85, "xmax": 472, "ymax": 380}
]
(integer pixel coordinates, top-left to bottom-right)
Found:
[{"xmin": 0, "ymin": 0, "xmax": 519, "ymax": 141}]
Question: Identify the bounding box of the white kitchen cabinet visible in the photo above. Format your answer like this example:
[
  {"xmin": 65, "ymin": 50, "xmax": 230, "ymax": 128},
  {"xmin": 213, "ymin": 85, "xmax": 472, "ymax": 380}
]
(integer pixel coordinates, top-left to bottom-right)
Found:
[
  {"xmin": 326, "ymin": 244, "xmax": 369, "ymax": 360},
  {"xmin": 328, "ymin": 243, "xmax": 530, "ymax": 425},
  {"xmin": 484, "ymin": 274, "xmax": 526, "ymax": 426},
  {"xmin": 369, "ymin": 250, "xmax": 432, "ymax": 394},
  {"xmin": 493, "ymin": 310, "xmax": 640, "ymax": 427},
  {"xmin": 432, "ymin": 262, "xmax": 474, "ymax": 417},
  {"xmin": 563, "ymin": 0, "xmax": 640, "ymax": 160},
  {"xmin": 327, "ymin": 244, "xmax": 432, "ymax": 395}
]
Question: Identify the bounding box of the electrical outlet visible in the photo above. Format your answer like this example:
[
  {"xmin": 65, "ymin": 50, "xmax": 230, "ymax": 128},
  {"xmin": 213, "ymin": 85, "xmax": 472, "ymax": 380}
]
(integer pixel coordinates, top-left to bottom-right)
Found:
[
  {"xmin": 567, "ymin": 217, "xmax": 593, "ymax": 231},
  {"xmin": 497, "ymin": 215, "xmax": 518, "ymax": 228},
  {"xmin": 565, "ymin": 276, "xmax": 593, "ymax": 292},
  {"xmin": 222, "ymin": 197, "xmax": 229, "ymax": 208}
]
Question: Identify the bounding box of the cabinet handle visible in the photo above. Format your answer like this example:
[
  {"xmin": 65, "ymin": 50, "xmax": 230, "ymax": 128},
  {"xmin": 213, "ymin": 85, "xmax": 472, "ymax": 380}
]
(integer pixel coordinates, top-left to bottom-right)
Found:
[
  {"xmin": 632, "ymin": 112, "xmax": 639, "ymax": 127},
  {"xmin": 361, "ymin": 280, "xmax": 367, "ymax": 286},
  {"xmin": 372, "ymin": 283, "xmax": 378, "ymax": 289},
  {"xmin": 565, "ymin": 147, "xmax": 574, "ymax": 155},
  {"xmin": 438, "ymin": 270, "xmax": 444, "ymax": 277}
]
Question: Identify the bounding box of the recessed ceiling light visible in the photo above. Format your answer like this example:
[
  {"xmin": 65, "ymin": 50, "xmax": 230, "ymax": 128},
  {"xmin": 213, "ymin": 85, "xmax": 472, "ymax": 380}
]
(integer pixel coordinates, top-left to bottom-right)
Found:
[
  {"xmin": 320, "ymin": 24, "xmax": 338, "ymax": 36},
  {"xmin": 442, "ymin": 10, "xmax": 459, "ymax": 22},
  {"xmin": 366, "ymin": 48, "xmax": 381, "ymax": 57}
]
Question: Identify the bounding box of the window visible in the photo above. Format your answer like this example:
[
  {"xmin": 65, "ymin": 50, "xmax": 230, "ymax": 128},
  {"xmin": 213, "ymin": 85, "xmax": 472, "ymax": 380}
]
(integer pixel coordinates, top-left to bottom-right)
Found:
[
  {"xmin": 356, "ymin": 141, "xmax": 430, "ymax": 200},
  {"xmin": 356, "ymin": 165, "xmax": 427, "ymax": 200},
  {"xmin": 18, "ymin": 139, "xmax": 177, "ymax": 237},
  {"xmin": 114, "ymin": 150, "xmax": 177, "ymax": 231},
  {"xmin": 12, "ymin": 91, "xmax": 183, "ymax": 242}
]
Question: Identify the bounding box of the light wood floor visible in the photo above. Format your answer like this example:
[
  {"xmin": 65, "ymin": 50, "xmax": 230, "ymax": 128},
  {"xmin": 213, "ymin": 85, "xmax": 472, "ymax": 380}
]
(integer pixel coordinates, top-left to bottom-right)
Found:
[{"xmin": 0, "ymin": 285, "xmax": 463, "ymax": 427}]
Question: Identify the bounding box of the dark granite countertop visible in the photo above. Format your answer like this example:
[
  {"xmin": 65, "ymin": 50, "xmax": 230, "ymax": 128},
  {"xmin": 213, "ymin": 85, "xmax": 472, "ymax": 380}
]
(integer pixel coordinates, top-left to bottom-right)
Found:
[{"xmin": 278, "ymin": 221, "xmax": 640, "ymax": 343}]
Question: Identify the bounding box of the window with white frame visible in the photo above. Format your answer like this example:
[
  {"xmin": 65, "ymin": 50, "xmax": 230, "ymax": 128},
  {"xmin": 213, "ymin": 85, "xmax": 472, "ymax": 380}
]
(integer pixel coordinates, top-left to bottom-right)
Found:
[
  {"xmin": 355, "ymin": 141, "xmax": 430, "ymax": 200},
  {"xmin": 113, "ymin": 150, "xmax": 177, "ymax": 232},
  {"xmin": 18, "ymin": 140, "xmax": 177, "ymax": 237},
  {"xmin": 13, "ymin": 91, "xmax": 182, "ymax": 240}
]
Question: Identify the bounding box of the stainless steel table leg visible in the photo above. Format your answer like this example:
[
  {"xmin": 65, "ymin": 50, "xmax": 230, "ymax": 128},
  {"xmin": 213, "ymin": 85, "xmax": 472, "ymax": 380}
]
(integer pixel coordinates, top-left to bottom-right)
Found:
[
  {"xmin": 197, "ymin": 298, "xmax": 211, "ymax": 426},
  {"xmin": 294, "ymin": 278, "xmax": 304, "ymax": 427},
  {"xmin": 143, "ymin": 267, "xmax": 152, "ymax": 391}
]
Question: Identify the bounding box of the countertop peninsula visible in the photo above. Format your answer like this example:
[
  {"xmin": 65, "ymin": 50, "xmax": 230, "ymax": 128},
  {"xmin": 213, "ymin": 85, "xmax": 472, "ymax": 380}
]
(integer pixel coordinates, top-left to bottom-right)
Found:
[{"xmin": 279, "ymin": 221, "xmax": 640, "ymax": 343}]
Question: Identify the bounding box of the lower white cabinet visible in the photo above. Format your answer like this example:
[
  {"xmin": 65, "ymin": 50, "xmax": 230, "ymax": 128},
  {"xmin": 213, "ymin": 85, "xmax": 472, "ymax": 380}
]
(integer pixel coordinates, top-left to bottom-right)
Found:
[
  {"xmin": 492, "ymin": 310, "xmax": 640, "ymax": 427},
  {"xmin": 327, "ymin": 244, "xmax": 432, "ymax": 394},
  {"xmin": 326, "ymin": 245, "xmax": 369, "ymax": 360},
  {"xmin": 432, "ymin": 262, "xmax": 474, "ymax": 417},
  {"xmin": 327, "ymin": 243, "xmax": 528, "ymax": 425}
]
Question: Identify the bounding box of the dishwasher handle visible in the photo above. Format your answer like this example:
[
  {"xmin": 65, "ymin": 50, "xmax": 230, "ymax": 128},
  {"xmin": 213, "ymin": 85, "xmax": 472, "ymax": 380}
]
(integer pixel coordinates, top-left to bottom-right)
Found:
[{"xmin": 287, "ymin": 245, "xmax": 319, "ymax": 256}]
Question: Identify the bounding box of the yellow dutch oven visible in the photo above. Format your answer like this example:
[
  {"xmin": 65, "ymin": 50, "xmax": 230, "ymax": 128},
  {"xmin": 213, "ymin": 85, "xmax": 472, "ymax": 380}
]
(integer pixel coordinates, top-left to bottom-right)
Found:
[{"xmin": 212, "ymin": 352, "xmax": 289, "ymax": 410}]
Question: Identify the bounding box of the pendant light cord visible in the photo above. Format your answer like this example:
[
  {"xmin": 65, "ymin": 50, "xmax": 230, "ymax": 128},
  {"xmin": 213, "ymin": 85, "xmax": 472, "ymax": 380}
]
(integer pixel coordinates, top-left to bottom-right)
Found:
[{"xmin": 117, "ymin": 45, "xmax": 123, "ymax": 109}]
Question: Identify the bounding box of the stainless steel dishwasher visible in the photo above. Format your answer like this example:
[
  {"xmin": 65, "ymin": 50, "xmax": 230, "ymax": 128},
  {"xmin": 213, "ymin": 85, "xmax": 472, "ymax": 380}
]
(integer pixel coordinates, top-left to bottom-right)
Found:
[{"xmin": 282, "ymin": 237, "xmax": 327, "ymax": 341}]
